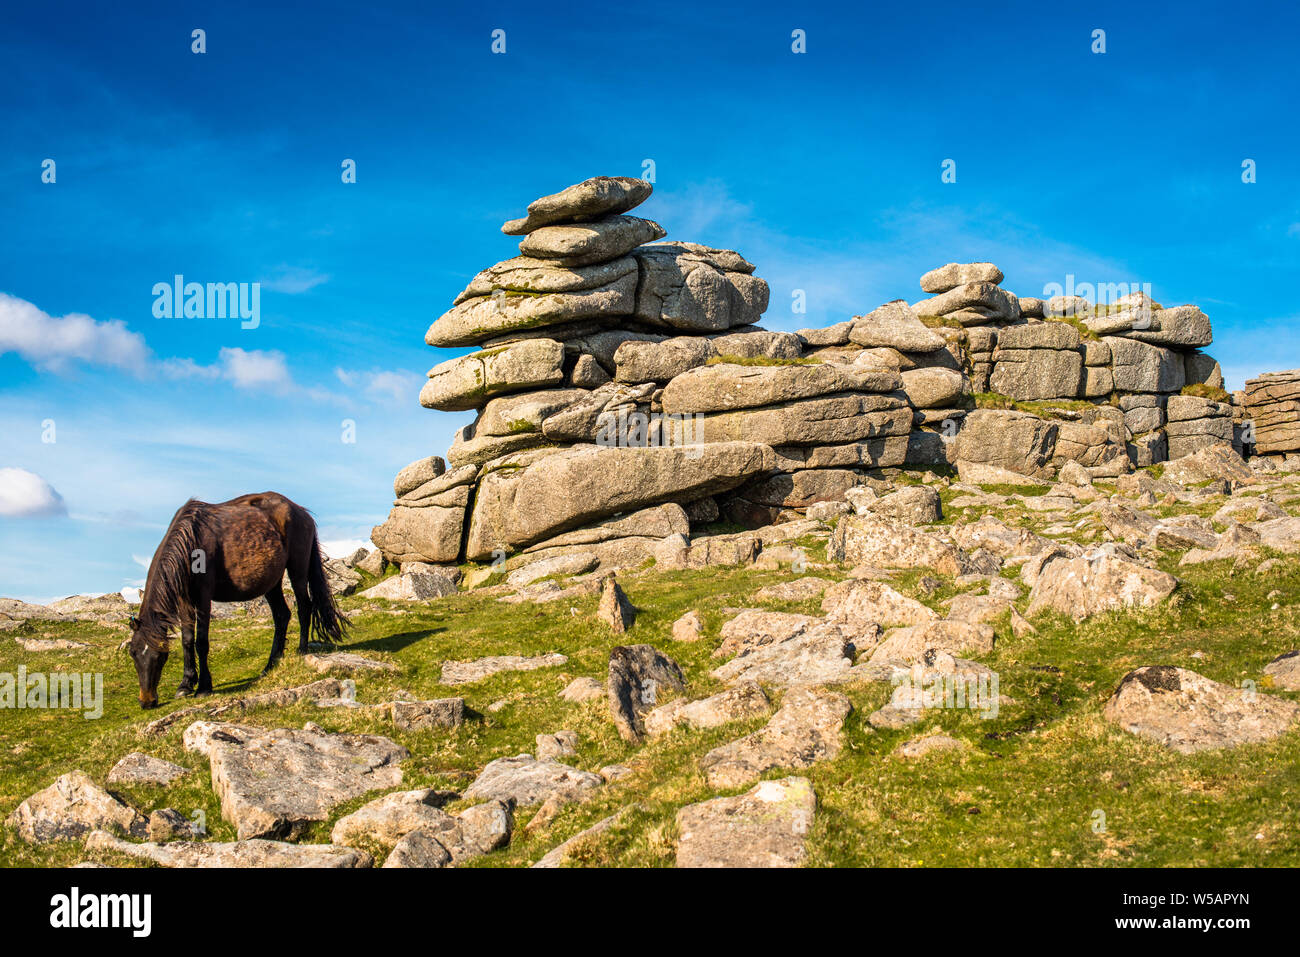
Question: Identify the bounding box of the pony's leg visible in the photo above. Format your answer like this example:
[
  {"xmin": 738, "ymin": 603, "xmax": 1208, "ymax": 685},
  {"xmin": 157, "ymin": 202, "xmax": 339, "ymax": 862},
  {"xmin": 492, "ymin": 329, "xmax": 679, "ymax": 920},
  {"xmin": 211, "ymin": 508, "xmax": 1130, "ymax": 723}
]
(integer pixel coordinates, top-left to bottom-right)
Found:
[
  {"xmin": 195, "ymin": 603, "xmax": 213, "ymax": 694},
  {"xmin": 290, "ymin": 571, "xmax": 313, "ymax": 654},
  {"xmin": 261, "ymin": 586, "xmax": 291, "ymax": 676},
  {"xmin": 176, "ymin": 620, "xmax": 197, "ymax": 697}
]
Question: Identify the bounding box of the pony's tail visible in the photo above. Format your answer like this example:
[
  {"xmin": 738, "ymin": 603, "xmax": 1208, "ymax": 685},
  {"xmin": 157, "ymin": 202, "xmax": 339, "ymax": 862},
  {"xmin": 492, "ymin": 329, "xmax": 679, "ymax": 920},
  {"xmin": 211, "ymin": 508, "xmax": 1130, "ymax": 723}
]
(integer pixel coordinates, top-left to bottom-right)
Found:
[{"xmin": 306, "ymin": 535, "xmax": 350, "ymax": 644}]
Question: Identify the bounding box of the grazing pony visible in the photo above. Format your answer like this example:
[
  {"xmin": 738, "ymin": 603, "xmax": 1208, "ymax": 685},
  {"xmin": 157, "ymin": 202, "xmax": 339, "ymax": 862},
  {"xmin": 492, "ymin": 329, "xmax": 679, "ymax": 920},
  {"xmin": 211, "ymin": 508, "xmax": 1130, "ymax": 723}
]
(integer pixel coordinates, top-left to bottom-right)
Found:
[{"xmin": 127, "ymin": 492, "xmax": 348, "ymax": 708}]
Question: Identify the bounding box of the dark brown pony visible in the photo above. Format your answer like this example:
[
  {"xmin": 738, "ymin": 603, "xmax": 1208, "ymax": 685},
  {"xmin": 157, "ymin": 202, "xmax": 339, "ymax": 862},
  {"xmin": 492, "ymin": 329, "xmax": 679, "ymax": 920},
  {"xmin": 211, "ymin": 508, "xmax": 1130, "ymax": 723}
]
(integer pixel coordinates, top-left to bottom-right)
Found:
[{"xmin": 127, "ymin": 492, "xmax": 348, "ymax": 708}]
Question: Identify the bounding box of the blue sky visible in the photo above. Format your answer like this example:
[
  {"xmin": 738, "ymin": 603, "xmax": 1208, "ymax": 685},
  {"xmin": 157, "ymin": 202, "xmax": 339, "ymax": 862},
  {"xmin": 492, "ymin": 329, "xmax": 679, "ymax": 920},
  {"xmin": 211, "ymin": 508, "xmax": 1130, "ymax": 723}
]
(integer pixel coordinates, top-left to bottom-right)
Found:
[{"xmin": 2, "ymin": 0, "xmax": 1298, "ymax": 601}]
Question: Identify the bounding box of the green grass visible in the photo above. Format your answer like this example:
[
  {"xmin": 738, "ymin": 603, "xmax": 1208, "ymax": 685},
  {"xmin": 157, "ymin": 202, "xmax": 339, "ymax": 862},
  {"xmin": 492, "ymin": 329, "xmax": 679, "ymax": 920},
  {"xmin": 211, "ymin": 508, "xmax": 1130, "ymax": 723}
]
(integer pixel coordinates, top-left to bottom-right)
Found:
[{"xmin": 4, "ymin": 531, "xmax": 1300, "ymax": 868}]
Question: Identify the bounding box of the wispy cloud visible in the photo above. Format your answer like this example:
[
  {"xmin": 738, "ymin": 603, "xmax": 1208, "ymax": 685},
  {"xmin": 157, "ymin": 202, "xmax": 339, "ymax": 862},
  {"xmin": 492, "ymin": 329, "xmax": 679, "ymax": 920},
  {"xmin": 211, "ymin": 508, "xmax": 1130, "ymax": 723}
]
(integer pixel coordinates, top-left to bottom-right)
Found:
[
  {"xmin": 0, "ymin": 468, "xmax": 67, "ymax": 518},
  {"xmin": 260, "ymin": 265, "xmax": 330, "ymax": 294},
  {"xmin": 0, "ymin": 292, "xmax": 150, "ymax": 373},
  {"xmin": 335, "ymin": 367, "xmax": 423, "ymax": 406}
]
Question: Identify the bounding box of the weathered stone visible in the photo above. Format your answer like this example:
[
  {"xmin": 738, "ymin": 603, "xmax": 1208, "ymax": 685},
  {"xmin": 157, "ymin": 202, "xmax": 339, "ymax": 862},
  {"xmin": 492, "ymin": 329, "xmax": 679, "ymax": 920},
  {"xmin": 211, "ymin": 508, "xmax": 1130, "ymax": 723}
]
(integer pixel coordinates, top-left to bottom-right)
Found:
[
  {"xmin": 913, "ymin": 282, "xmax": 1017, "ymax": 325},
  {"xmin": 1027, "ymin": 553, "xmax": 1178, "ymax": 620},
  {"xmin": 868, "ymin": 620, "xmax": 996, "ymax": 665},
  {"xmin": 613, "ymin": 336, "xmax": 711, "ymax": 382},
  {"xmin": 829, "ymin": 514, "xmax": 972, "ymax": 576},
  {"xmin": 901, "ymin": 367, "xmax": 968, "ymax": 408},
  {"xmin": 644, "ymin": 681, "xmax": 771, "ymax": 737},
  {"xmin": 661, "ymin": 362, "xmax": 900, "ymax": 414},
  {"xmin": 1106, "ymin": 337, "xmax": 1185, "ymax": 393},
  {"xmin": 302, "ymin": 652, "xmax": 400, "ymax": 675},
  {"xmin": 700, "ymin": 687, "xmax": 851, "ymax": 788},
  {"xmin": 671, "ymin": 610, "xmax": 706, "ymax": 642},
  {"xmin": 1264, "ymin": 651, "xmax": 1300, "ymax": 691},
  {"xmin": 919, "ymin": 262, "xmax": 1004, "ymax": 294},
  {"xmin": 502, "ymin": 176, "xmax": 653, "ymax": 234},
  {"xmin": 384, "ymin": 698, "xmax": 465, "ymax": 731},
  {"xmin": 680, "ymin": 394, "xmax": 912, "ymax": 448},
  {"xmin": 464, "ymin": 754, "xmax": 603, "ymax": 807},
  {"xmin": 1162, "ymin": 444, "xmax": 1253, "ymax": 486},
  {"xmin": 821, "ymin": 579, "xmax": 938, "ymax": 627},
  {"xmin": 849, "ymin": 300, "xmax": 945, "ymax": 352},
  {"xmin": 359, "ymin": 568, "xmax": 459, "ymax": 601},
  {"xmin": 739, "ymin": 468, "xmax": 859, "ymax": 508},
  {"xmin": 1104, "ymin": 666, "xmax": 1300, "ymax": 753},
  {"xmin": 428, "ymin": 271, "xmax": 636, "ymax": 347},
  {"xmin": 632, "ymin": 242, "xmax": 769, "ymax": 331},
  {"xmin": 989, "ymin": 348, "xmax": 1083, "ymax": 400},
  {"xmin": 952, "ymin": 410, "xmax": 1058, "ymax": 478},
  {"xmin": 394, "ymin": 456, "xmax": 446, "ymax": 496},
  {"xmin": 597, "ymin": 575, "xmax": 636, "ymax": 633},
  {"xmin": 382, "ymin": 828, "xmax": 453, "ymax": 868},
  {"xmin": 676, "ymin": 777, "xmax": 816, "ymax": 868},
  {"xmin": 519, "ymin": 215, "xmax": 665, "ymax": 267},
  {"xmin": 106, "ymin": 753, "xmax": 189, "ymax": 787},
  {"xmin": 420, "ymin": 339, "xmax": 565, "ymax": 411},
  {"xmin": 607, "ymin": 644, "xmax": 686, "ymax": 742},
  {"xmin": 465, "ymin": 442, "xmax": 774, "ymax": 559},
  {"xmin": 440, "ymin": 653, "xmax": 568, "ymax": 685},
  {"xmin": 182, "ymin": 722, "xmax": 408, "ymax": 840},
  {"xmin": 711, "ymin": 620, "xmax": 857, "ymax": 689},
  {"xmin": 86, "ymin": 830, "xmax": 372, "ymax": 868},
  {"xmin": 331, "ymin": 789, "xmax": 457, "ymax": 849},
  {"xmin": 506, "ymin": 552, "xmax": 599, "ymax": 587},
  {"xmin": 708, "ymin": 329, "xmax": 803, "ymax": 360},
  {"xmin": 864, "ymin": 485, "xmax": 942, "ymax": 524},
  {"xmin": 560, "ymin": 677, "xmax": 605, "ymax": 702},
  {"xmin": 798, "ymin": 322, "xmax": 853, "ymax": 346},
  {"xmin": 7, "ymin": 771, "xmax": 146, "ymax": 843}
]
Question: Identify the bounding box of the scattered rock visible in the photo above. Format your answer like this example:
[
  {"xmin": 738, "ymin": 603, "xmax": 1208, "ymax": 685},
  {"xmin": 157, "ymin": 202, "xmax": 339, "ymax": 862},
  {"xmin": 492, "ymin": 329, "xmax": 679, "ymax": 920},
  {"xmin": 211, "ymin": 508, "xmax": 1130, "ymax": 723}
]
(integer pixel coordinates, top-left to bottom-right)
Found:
[
  {"xmin": 302, "ymin": 652, "xmax": 400, "ymax": 675},
  {"xmin": 464, "ymin": 754, "xmax": 603, "ymax": 807},
  {"xmin": 440, "ymin": 652, "xmax": 568, "ymax": 685},
  {"xmin": 1103, "ymin": 666, "xmax": 1300, "ymax": 753},
  {"xmin": 607, "ymin": 644, "xmax": 686, "ymax": 742},
  {"xmin": 7, "ymin": 771, "xmax": 146, "ymax": 843},
  {"xmin": 644, "ymin": 681, "xmax": 771, "ymax": 737},
  {"xmin": 183, "ymin": 721, "xmax": 409, "ymax": 840},
  {"xmin": 676, "ymin": 777, "xmax": 816, "ymax": 868},
  {"xmin": 699, "ymin": 687, "xmax": 852, "ymax": 788},
  {"xmin": 86, "ymin": 830, "xmax": 372, "ymax": 868},
  {"xmin": 596, "ymin": 574, "xmax": 635, "ymax": 632},
  {"xmin": 106, "ymin": 753, "xmax": 190, "ymax": 787}
]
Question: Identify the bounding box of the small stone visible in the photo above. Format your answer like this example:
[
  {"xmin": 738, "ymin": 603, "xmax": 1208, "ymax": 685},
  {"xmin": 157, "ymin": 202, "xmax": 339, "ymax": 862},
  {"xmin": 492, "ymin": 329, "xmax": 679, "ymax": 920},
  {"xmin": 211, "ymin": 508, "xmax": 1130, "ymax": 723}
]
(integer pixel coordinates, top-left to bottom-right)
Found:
[
  {"xmin": 597, "ymin": 574, "xmax": 635, "ymax": 632},
  {"xmin": 106, "ymin": 753, "xmax": 190, "ymax": 787},
  {"xmin": 671, "ymin": 610, "xmax": 705, "ymax": 642}
]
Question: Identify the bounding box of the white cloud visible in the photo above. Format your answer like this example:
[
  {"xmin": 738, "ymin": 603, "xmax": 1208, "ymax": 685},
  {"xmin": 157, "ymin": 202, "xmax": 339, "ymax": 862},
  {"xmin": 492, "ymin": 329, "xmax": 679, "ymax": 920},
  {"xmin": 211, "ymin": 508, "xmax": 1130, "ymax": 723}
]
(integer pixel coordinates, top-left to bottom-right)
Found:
[
  {"xmin": 261, "ymin": 266, "xmax": 330, "ymax": 294},
  {"xmin": 0, "ymin": 292, "xmax": 150, "ymax": 373},
  {"xmin": 320, "ymin": 538, "xmax": 375, "ymax": 559},
  {"xmin": 336, "ymin": 367, "xmax": 423, "ymax": 405},
  {"xmin": 218, "ymin": 347, "xmax": 295, "ymax": 391},
  {"xmin": 0, "ymin": 468, "xmax": 67, "ymax": 518}
]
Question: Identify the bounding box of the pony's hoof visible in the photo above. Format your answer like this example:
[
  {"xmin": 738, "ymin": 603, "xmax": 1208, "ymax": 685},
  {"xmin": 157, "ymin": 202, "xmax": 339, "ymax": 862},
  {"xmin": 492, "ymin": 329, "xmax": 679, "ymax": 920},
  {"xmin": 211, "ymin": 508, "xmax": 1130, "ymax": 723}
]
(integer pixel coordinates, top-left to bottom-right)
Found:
[{"xmin": 174, "ymin": 687, "xmax": 195, "ymax": 699}]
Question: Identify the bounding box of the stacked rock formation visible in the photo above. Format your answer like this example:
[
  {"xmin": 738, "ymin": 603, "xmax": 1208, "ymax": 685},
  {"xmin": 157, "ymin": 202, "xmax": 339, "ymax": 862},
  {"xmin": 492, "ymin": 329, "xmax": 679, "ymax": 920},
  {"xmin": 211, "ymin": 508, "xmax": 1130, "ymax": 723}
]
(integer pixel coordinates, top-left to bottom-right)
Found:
[
  {"xmin": 372, "ymin": 177, "xmax": 1243, "ymax": 570},
  {"xmin": 1243, "ymin": 371, "xmax": 1300, "ymax": 457}
]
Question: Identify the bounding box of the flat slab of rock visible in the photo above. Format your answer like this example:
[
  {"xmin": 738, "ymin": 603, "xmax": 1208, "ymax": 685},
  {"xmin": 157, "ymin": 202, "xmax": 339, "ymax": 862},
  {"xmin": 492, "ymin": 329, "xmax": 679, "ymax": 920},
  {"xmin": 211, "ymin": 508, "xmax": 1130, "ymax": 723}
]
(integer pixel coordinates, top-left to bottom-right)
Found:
[
  {"xmin": 332, "ymin": 789, "xmax": 511, "ymax": 865},
  {"xmin": 464, "ymin": 754, "xmax": 603, "ymax": 807},
  {"xmin": 303, "ymin": 652, "xmax": 400, "ymax": 675},
  {"xmin": 501, "ymin": 176, "xmax": 653, "ymax": 234},
  {"xmin": 383, "ymin": 697, "xmax": 465, "ymax": 730},
  {"xmin": 676, "ymin": 777, "xmax": 816, "ymax": 868},
  {"xmin": 644, "ymin": 680, "xmax": 771, "ymax": 737},
  {"xmin": 106, "ymin": 753, "xmax": 190, "ymax": 787},
  {"xmin": 1264, "ymin": 651, "xmax": 1300, "ymax": 691},
  {"xmin": 440, "ymin": 652, "xmax": 568, "ymax": 685},
  {"xmin": 868, "ymin": 620, "xmax": 996, "ymax": 666},
  {"xmin": 183, "ymin": 721, "xmax": 409, "ymax": 840},
  {"xmin": 1027, "ymin": 553, "xmax": 1178, "ymax": 620},
  {"xmin": 7, "ymin": 771, "xmax": 146, "ymax": 843},
  {"xmin": 139, "ymin": 678, "xmax": 347, "ymax": 737},
  {"xmin": 711, "ymin": 620, "xmax": 858, "ymax": 689},
  {"xmin": 85, "ymin": 830, "xmax": 371, "ymax": 868},
  {"xmin": 360, "ymin": 570, "xmax": 458, "ymax": 601},
  {"xmin": 607, "ymin": 644, "xmax": 686, "ymax": 742},
  {"xmin": 821, "ymin": 579, "xmax": 938, "ymax": 628},
  {"xmin": 829, "ymin": 514, "xmax": 972, "ymax": 576},
  {"xmin": 1103, "ymin": 666, "xmax": 1300, "ymax": 753},
  {"xmin": 700, "ymin": 687, "xmax": 851, "ymax": 788}
]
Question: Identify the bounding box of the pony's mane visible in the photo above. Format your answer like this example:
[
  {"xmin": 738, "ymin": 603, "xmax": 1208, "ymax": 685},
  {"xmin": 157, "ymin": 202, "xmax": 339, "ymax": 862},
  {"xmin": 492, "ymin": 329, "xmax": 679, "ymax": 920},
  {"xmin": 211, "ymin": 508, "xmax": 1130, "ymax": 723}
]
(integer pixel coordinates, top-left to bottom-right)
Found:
[{"xmin": 140, "ymin": 499, "xmax": 212, "ymax": 628}]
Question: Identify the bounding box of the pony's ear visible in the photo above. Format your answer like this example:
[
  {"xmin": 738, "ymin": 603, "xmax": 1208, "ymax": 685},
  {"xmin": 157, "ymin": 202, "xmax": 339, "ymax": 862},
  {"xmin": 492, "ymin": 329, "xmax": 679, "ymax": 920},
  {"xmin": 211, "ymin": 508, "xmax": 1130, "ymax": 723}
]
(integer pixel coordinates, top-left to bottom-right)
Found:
[{"xmin": 128, "ymin": 615, "xmax": 140, "ymax": 631}]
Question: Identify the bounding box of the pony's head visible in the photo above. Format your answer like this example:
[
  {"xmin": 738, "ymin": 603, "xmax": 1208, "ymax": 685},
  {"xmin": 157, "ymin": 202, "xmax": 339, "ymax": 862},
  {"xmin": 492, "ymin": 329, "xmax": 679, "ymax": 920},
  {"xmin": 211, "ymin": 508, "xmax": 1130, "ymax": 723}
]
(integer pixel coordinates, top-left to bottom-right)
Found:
[{"xmin": 126, "ymin": 614, "xmax": 170, "ymax": 709}]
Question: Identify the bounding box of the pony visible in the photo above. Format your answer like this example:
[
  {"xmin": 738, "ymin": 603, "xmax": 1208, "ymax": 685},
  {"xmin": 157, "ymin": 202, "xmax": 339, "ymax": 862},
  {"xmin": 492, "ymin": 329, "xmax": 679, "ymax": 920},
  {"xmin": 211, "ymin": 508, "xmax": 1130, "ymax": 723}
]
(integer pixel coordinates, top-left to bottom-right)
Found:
[{"xmin": 127, "ymin": 492, "xmax": 348, "ymax": 708}]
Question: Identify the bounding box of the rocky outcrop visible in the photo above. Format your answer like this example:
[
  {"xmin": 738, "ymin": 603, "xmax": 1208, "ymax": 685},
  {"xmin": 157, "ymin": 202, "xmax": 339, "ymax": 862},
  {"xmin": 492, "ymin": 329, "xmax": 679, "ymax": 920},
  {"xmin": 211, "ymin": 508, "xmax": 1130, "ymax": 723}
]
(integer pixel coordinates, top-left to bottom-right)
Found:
[{"xmin": 375, "ymin": 178, "xmax": 1244, "ymax": 568}]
